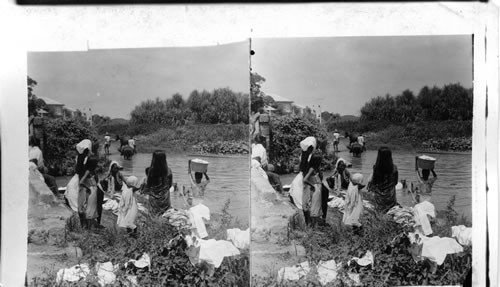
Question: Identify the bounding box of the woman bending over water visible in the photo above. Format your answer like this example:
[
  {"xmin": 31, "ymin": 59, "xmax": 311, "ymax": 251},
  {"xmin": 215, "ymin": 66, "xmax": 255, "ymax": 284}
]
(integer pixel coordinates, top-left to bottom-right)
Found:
[
  {"xmin": 143, "ymin": 151, "xmax": 173, "ymax": 216},
  {"xmin": 367, "ymin": 147, "xmax": 399, "ymax": 213}
]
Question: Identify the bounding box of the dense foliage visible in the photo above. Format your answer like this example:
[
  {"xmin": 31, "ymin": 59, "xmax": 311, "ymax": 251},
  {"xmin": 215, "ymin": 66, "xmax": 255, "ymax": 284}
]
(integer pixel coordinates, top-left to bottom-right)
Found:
[
  {"xmin": 130, "ymin": 88, "xmax": 249, "ymax": 126},
  {"xmin": 269, "ymin": 116, "xmax": 330, "ymax": 171},
  {"xmin": 360, "ymin": 84, "xmax": 473, "ymax": 122},
  {"xmin": 135, "ymin": 124, "xmax": 248, "ymax": 153},
  {"xmin": 43, "ymin": 118, "xmax": 99, "ymax": 174}
]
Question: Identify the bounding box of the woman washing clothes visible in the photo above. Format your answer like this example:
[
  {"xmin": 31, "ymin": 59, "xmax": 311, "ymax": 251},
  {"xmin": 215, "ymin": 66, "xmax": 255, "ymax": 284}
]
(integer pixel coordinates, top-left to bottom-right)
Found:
[
  {"xmin": 367, "ymin": 146, "xmax": 399, "ymax": 213},
  {"xmin": 142, "ymin": 151, "xmax": 173, "ymax": 216},
  {"xmin": 105, "ymin": 161, "xmax": 126, "ymax": 195},
  {"xmin": 289, "ymin": 136, "xmax": 317, "ymax": 210},
  {"xmin": 65, "ymin": 139, "xmax": 92, "ymax": 217},
  {"xmin": 332, "ymin": 158, "xmax": 351, "ymax": 195},
  {"xmin": 303, "ymin": 154, "xmax": 323, "ymax": 227},
  {"xmin": 81, "ymin": 156, "xmax": 101, "ymax": 229}
]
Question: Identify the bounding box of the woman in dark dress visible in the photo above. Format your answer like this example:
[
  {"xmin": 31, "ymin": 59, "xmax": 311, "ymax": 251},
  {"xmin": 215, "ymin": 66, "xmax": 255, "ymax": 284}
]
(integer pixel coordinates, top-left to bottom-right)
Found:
[
  {"xmin": 142, "ymin": 151, "xmax": 173, "ymax": 216},
  {"xmin": 367, "ymin": 146, "xmax": 399, "ymax": 213}
]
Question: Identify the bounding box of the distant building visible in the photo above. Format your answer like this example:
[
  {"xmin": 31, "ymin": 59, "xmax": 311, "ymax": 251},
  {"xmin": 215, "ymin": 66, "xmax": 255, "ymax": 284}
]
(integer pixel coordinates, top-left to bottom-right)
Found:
[
  {"xmin": 38, "ymin": 97, "xmax": 64, "ymax": 118},
  {"xmin": 267, "ymin": 93, "xmax": 294, "ymax": 114},
  {"xmin": 63, "ymin": 106, "xmax": 77, "ymax": 119}
]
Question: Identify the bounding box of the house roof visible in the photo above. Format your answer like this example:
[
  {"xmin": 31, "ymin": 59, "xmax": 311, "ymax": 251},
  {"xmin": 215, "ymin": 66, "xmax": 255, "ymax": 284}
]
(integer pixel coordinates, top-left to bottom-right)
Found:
[
  {"xmin": 263, "ymin": 105, "xmax": 277, "ymax": 111},
  {"xmin": 266, "ymin": 93, "xmax": 294, "ymax": 103},
  {"xmin": 64, "ymin": 106, "xmax": 77, "ymax": 112},
  {"xmin": 38, "ymin": 96, "xmax": 64, "ymax": 106}
]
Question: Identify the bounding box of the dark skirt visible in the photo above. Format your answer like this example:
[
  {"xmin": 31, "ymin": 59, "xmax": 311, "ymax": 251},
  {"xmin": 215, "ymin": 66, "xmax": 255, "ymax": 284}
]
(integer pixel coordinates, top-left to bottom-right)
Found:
[{"xmin": 148, "ymin": 185, "xmax": 171, "ymax": 216}]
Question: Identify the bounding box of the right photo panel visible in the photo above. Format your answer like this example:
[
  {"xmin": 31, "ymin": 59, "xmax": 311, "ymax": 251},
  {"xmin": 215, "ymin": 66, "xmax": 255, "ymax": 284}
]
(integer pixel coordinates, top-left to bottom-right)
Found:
[{"xmin": 250, "ymin": 36, "xmax": 473, "ymax": 286}]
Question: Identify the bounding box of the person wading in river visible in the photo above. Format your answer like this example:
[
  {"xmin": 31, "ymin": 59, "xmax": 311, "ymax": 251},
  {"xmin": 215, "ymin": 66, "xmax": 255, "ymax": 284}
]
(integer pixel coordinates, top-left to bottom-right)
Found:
[
  {"xmin": 367, "ymin": 146, "xmax": 399, "ymax": 213},
  {"xmin": 188, "ymin": 161, "xmax": 210, "ymax": 198},
  {"xmin": 143, "ymin": 151, "xmax": 173, "ymax": 216}
]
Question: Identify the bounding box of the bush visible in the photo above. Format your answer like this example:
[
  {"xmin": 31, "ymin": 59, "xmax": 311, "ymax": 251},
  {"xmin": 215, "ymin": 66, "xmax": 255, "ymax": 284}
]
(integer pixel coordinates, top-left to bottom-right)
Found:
[
  {"xmin": 270, "ymin": 116, "xmax": 329, "ymax": 172},
  {"xmin": 42, "ymin": 118, "xmax": 99, "ymax": 175},
  {"xmin": 136, "ymin": 124, "xmax": 248, "ymax": 153}
]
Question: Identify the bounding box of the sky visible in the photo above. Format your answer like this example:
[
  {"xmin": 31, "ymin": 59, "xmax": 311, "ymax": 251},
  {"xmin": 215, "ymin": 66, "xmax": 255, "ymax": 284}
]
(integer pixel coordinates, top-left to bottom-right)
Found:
[
  {"xmin": 251, "ymin": 35, "xmax": 473, "ymax": 116},
  {"xmin": 28, "ymin": 41, "xmax": 250, "ymax": 119}
]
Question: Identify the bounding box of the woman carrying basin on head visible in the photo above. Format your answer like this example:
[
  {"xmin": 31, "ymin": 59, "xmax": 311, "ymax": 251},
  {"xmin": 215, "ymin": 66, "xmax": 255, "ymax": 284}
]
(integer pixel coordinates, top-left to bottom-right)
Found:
[{"xmin": 142, "ymin": 150, "xmax": 173, "ymax": 216}]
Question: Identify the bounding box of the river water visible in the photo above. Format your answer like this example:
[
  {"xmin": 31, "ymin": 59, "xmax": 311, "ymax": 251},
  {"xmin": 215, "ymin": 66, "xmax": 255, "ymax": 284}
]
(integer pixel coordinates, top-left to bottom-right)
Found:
[
  {"xmin": 282, "ymin": 138, "xmax": 472, "ymax": 220},
  {"xmin": 57, "ymin": 148, "xmax": 250, "ymax": 226}
]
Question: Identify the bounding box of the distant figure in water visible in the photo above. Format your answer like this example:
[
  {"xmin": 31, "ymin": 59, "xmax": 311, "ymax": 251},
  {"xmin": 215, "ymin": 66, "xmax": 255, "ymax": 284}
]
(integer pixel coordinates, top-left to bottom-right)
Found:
[
  {"xmin": 104, "ymin": 133, "xmax": 111, "ymax": 155},
  {"xmin": 333, "ymin": 130, "xmax": 340, "ymax": 152}
]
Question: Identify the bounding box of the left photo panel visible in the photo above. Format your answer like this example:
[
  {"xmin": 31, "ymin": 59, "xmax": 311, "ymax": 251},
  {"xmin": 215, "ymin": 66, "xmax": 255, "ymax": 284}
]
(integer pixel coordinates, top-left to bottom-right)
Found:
[{"xmin": 26, "ymin": 42, "xmax": 251, "ymax": 286}]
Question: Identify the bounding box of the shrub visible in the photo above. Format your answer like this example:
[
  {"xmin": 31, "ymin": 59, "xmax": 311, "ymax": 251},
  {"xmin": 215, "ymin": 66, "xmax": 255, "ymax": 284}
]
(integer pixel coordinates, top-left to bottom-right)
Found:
[{"xmin": 270, "ymin": 116, "xmax": 328, "ymax": 168}]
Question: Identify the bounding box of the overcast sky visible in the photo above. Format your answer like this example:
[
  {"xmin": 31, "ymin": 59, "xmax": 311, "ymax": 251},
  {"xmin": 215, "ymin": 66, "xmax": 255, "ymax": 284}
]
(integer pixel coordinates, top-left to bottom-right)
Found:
[
  {"xmin": 28, "ymin": 41, "xmax": 250, "ymax": 119},
  {"xmin": 251, "ymin": 35, "xmax": 472, "ymax": 116}
]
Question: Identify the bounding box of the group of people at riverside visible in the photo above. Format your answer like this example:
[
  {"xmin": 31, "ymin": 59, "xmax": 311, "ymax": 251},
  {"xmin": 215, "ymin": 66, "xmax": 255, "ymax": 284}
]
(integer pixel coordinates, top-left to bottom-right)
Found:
[
  {"xmin": 28, "ymin": 137, "xmax": 211, "ymax": 237},
  {"xmin": 251, "ymin": 134, "xmax": 439, "ymax": 234}
]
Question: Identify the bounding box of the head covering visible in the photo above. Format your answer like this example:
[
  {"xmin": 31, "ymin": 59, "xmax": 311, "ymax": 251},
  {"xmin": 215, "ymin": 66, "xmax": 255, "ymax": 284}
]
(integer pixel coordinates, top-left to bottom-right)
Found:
[
  {"xmin": 300, "ymin": 136, "xmax": 317, "ymax": 152},
  {"xmin": 336, "ymin": 158, "xmax": 346, "ymax": 169},
  {"xmin": 126, "ymin": 176, "xmax": 141, "ymax": 188},
  {"xmin": 108, "ymin": 161, "xmax": 123, "ymax": 174},
  {"xmin": 76, "ymin": 139, "xmax": 92, "ymax": 154},
  {"xmin": 351, "ymin": 173, "xmax": 364, "ymax": 185}
]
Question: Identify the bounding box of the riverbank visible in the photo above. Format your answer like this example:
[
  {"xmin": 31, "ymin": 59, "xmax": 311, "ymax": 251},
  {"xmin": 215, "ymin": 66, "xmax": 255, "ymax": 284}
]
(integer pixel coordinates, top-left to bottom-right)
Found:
[
  {"xmin": 330, "ymin": 120, "xmax": 472, "ymax": 152},
  {"xmin": 251, "ymin": 176, "xmax": 472, "ymax": 286},
  {"xmin": 29, "ymin": 191, "xmax": 249, "ymax": 286},
  {"xmin": 101, "ymin": 123, "xmax": 249, "ymax": 155}
]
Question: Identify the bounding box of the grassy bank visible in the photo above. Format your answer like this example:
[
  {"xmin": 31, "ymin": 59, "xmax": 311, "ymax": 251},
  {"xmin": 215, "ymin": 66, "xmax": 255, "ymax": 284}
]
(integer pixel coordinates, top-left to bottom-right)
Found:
[
  {"xmin": 30, "ymin": 199, "xmax": 249, "ymax": 286},
  {"xmin": 105, "ymin": 124, "xmax": 249, "ymax": 154},
  {"xmin": 252, "ymin": 196, "xmax": 471, "ymax": 286},
  {"xmin": 331, "ymin": 120, "xmax": 472, "ymax": 152}
]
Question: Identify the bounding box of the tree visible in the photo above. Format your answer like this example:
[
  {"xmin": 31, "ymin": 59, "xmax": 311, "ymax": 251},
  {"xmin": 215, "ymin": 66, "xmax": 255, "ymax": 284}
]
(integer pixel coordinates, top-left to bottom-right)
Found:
[{"xmin": 27, "ymin": 76, "xmax": 46, "ymax": 117}]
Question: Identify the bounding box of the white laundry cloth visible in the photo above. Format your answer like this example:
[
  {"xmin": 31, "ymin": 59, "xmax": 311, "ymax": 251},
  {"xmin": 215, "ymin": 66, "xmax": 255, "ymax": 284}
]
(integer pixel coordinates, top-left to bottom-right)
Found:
[
  {"xmin": 277, "ymin": 261, "xmax": 311, "ymax": 282},
  {"xmin": 197, "ymin": 239, "xmax": 240, "ymax": 268},
  {"xmin": 413, "ymin": 201, "xmax": 436, "ymax": 236},
  {"xmin": 317, "ymin": 260, "xmax": 339, "ymax": 286},
  {"xmin": 349, "ymin": 251, "xmax": 374, "ymax": 267},
  {"xmin": 451, "ymin": 225, "xmax": 472, "ymax": 246},
  {"xmin": 347, "ymin": 273, "xmax": 362, "ymax": 286},
  {"xmin": 289, "ymin": 172, "xmax": 305, "ymax": 209},
  {"xmin": 409, "ymin": 233, "xmax": 464, "ymax": 265},
  {"xmin": 126, "ymin": 253, "xmax": 151, "ymax": 269},
  {"xmin": 102, "ymin": 199, "xmax": 119, "ymax": 215},
  {"xmin": 227, "ymin": 228, "xmax": 250, "ymax": 249},
  {"xmin": 64, "ymin": 174, "xmax": 80, "ymax": 212},
  {"xmin": 300, "ymin": 137, "xmax": 317, "ymax": 152},
  {"xmin": 56, "ymin": 264, "xmax": 90, "ymax": 283},
  {"xmin": 327, "ymin": 196, "xmax": 345, "ymax": 211},
  {"xmin": 95, "ymin": 262, "xmax": 118, "ymax": 286},
  {"xmin": 189, "ymin": 204, "xmax": 210, "ymax": 238}
]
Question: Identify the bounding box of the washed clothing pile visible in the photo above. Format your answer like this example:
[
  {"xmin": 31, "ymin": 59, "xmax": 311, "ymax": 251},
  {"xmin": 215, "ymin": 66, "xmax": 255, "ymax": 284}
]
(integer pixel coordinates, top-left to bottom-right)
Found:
[
  {"xmin": 277, "ymin": 261, "xmax": 311, "ymax": 282},
  {"xmin": 327, "ymin": 196, "xmax": 345, "ymax": 211},
  {"xmin": 413, "ymin": 201, "xmax": 436, "ymax": 236},
  {"xmin": 56, "ymin": 264, "xmax": 90, "ymax": 284},
  {"xmin": 162, "ymin": 208, "xmax": 192, "ymax": 230},
  {"xmin": 102, "ymin": 198, "xmax": 119, "ymax": 215},
  {"xmin": 188, "ymin": 204, "xmax": 210, "ymax": 238},
  {"xmin": 408, "ymin": 232, "xmax": 464, "ymax": 265},
  {"xmin": 451, "ymin": 225, "xmax": 472, "ymax": 246},
  {"xmin": 387, "ymin": 205, "xmax": 415, "ymax": 228},
  {"xmin": 185, "ymin": 237, "xmax": 240, "ymax": 268},
  {"xmin": 227, "ymin": 228, "xmax": 250, "ymax": 249}
]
